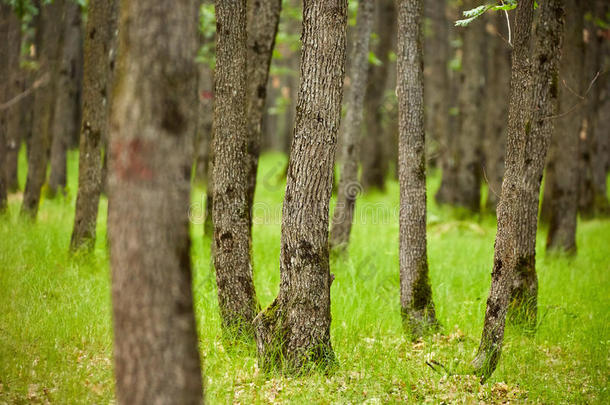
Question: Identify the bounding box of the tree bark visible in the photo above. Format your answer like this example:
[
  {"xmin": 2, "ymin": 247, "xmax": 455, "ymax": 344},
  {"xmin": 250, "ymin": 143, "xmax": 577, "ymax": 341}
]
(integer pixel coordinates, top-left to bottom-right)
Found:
[
  {"xmin": 70, "ymin": 0, "xmax": 118, "ymax": 251},
  {"xmin": 396, "ymin": 0, "xmax": 437, "ymax": 337},
  {"xmin": 254, "ymin": 0, "xmax": 347, "ymax": 373},
  {"xmin": 212, "ymin": 0, "xmax": 259, "ymax": 334},
  {"xmin": 483, "ymin": 13, "xmax": 511, "ymax": 212},
  {"xmin": 21, "ymin": 0, "xmax": 66, "ymax": 219},
  {"xmin": 2, "ymin": 5, "xmax": 22, "ymax": 193},
  {"xmin": 107, "ymin": 0, "xmax": 204, "ymax": 403},
  {"xmin": 423, "ymin": 0, "xmax": 450, "ymax": 170},
  {"xmin": 48, "ymin": 1, "xmax": 83, "ymax": 196},
  {"xmin": 473, "ymin": 0, "xmax": 564, "ymax": 381},
  {"xmin": 245, "ymin": 0, "xmax": 282, "ymax": 227},
  {"xmin": 360, "ymin": 0, "xmax": 396, "ymax": 192},
  {"xmin": 329, "ymin": 0, "xmax": 374, "ymax": 251},
  {"xmin": 578, "ymin": 0, "xmax": 609, "ymax": 217},
  {"xmin": 194, "ymin": 64, "xmax": 213, "ymax": 184},
  {"xmin": 544, "ymin": 0, "xmax": 584, "ymax": 253},
  {"xmin": 0, "ymin": 3, "xmax": 15, "ymax": 212},
  {"xmin": 453, "ymin": 0, "xmax": 485, "ymax": 212}
]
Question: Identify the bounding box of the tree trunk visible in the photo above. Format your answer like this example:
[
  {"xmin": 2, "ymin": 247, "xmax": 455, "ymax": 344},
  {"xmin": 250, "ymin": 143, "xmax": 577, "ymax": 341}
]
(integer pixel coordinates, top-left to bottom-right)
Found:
[
  {"xmin": 453, "ymin": 0, "xmax": 485, "ymax": 212},
  {"xmin": 544, "ymin": 0, "xmax": 583, "ymax": 253},
  {"xmin": 396, "ymin": 0, "xmax": 437, "ymax": 337},
  {"xmin": 3, "ymin": 6, "xmax": 22, "ymax": 193},
  {"xmin": 194, "ymin": 64, "xmax": 213, "ymax": 184},
  {"xmin": 107, "ymin": 0, "xmax": 204, "ymax": 403},
  {"xmin": 329, "ymin": 0, "xmax": 374, "ymax": 251},
  {"xmin": 578, "ymin": 0, "xmax": 609, "ymax": 217},
  {"xmin": 473, "ymin": 0, "xmax": 564, "ymax": 381},
  {"xmin": 245, "ymin": 0, "xmax": 282, "ymax": 228},
  {"xmin": 212, "ymin": 0, "xmax": 259, "ymax": 335},
  {"xmin": 0, "ymin": 3, "xmax": 14, "ymax": 211},
  {"xmin": 21, "ymin": 0, "xmax": 66, "ymax": 219},
  {"xmin": 423, "ymin": 0, "xmax": 449, "ymax": 170},
  {"xmin": 70, "ymin": 0, "xmax": 118, "ymax": 251},
  {"xmin": 483, "ymin": 13, "xmax": 511, "ymax": 212},
  {"xmin": 254, "ymin": 0, "xmax": 347, "ymax": 373},
  {"xmin": 48, "ymin": 1, "xmax": 83, "ymax": 196},
  {"xmin": 360, "ymin": 0, "xmax": 396, "ymax": 192}
]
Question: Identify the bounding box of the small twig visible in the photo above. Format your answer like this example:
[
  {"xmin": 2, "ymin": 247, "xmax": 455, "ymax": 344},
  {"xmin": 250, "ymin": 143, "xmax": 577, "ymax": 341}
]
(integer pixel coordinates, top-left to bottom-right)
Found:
[
  {"xmin": 543, "ymin": 70, "xmax": 603, "ymax": 121},
  {"xmin": 426, "ymin": 359, "xmax": 452, "ymax": 376},
  {"xmin": 482, "ymin": 165, "xmax": 500, "ymax": 198},
  {"xmin": 501, "ymin": 1, "xmax": 512, "ymax": 47},
  {"xmin": 0, "ymin": 72, "xmax": 50, "ymax": 110}
]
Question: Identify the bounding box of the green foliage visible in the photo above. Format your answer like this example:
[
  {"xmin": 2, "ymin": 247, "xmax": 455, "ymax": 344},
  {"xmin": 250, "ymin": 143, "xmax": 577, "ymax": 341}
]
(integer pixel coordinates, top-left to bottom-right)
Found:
[
  {"xmin": 455, "ymin": 0, "xmax": 518, "ymax": 27},
  {"xmin": 196, "ymin": 2, "xmax": 216, "ymax": 69},
  {"xmin": 0, "ymin": 150, "xmax": 608, "ymax": 403}
]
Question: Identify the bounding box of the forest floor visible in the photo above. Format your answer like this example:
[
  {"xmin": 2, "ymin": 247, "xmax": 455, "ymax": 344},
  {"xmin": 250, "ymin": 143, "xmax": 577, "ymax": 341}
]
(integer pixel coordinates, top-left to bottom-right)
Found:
[{"xmin": 0, "ymin": 151, "xmax": 608, "ymax": 404}]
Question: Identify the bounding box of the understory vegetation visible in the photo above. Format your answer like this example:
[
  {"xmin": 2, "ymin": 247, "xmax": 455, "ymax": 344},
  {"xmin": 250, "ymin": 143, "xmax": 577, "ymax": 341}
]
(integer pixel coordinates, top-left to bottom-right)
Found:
[{"xmin": 1, "ymin": 151, "xmax": 608, "ymax": 404}]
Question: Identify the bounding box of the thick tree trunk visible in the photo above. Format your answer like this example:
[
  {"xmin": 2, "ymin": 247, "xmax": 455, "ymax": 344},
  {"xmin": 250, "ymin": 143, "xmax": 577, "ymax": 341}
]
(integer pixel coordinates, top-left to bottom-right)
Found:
[
  {"xmin": 396, "ymin": 0, "xmax": 437, "ymax": 337},
  {"xmin": 453, "ymin": 0, "xmax": 485, "ymax": 212},
  {"xmin": 329, "ymin": 0, "xmax": 374, "ymax": 251},
  {"xmin": 423, "ymin": 0, "xmax": 450, "ymax": 169},
  {"xmin": 360, "ymin": 0, "xmax": 396, "ymax": 192},
  {"xmin": 578, "ymin": 0, "xmax": 609, "ymax": 217},
  {"xmin": 254, "ymin": 0, "xmax": 347, "ymax": 373},
  {"xmin": 483, "ymin": 13, "xmax": 511, "ymax": 212},
  {"xmin": 544, "ymin": 0, "xmax": 583, "ymax": 253},
  {"xmin": 107, "ymin": 0, "xmax": 204, "ymax": 403},
  {"xmin": 48, "ymin": 1, "xmax": 83, "ymax": 196},
  {"xmin": 3, "ymin": 6, "xmax": 22, "ymax": 193},
  {"xmin": 245, "ymin": 0, "xmax": 282, "ymax": 227},
  {"xmin": 212, "ymin": 0, "xmax": 259, "ymax": 334},
  {"xmin": 70, "ymin": 0, "xmax": 118, "ymax": 251},
  {"xmin": 473, "ymin": 0, "xmax": 564, "ymax": 381},
  {"xmin": 21, "ymin": 0, "xmax": 66, "ymax": 218}
]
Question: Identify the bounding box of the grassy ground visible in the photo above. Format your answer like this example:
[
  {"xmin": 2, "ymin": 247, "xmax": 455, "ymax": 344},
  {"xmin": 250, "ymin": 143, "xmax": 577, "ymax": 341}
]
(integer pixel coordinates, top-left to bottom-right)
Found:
[{"xmin": 0, "ymin": 150, "xmax": 608, "ymax": 404}]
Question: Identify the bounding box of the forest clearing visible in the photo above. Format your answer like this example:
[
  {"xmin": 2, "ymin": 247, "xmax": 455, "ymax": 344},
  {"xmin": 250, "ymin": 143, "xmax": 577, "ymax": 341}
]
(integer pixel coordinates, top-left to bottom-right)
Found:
[{"xmin": 1, "ymin": 0, "xmax": 609, "ymax": 403}]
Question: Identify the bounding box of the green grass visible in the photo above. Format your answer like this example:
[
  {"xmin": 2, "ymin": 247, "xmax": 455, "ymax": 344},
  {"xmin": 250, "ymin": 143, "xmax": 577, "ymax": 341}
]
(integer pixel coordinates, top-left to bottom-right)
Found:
[{"xmin": 1, "ymin": 150, "xmax": 608, "ymax": 403}]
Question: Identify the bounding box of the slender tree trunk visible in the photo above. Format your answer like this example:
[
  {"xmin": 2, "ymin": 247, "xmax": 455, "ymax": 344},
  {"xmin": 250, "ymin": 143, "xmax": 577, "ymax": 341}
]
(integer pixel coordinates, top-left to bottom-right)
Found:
[
  {"xmin": 213, "ymin": 0, "xmax": 259, "ymax": 334},
  {"xmin": 70, "ymin": 0, "xmax": 118, "ymax": 251},
  {"xmin": 396, "ymin": 0, "xmax": 437, "ymax": 337},
  {"xmin": 544, "ymin": 0, "xmax": 583, "ymax": 253},
  {"xmin": 0, "ymin": 3, "xmax": 14, "ymax": 211},
  {"xmin": 3, "ymin": 6, "xmax": 22, "ymax": 193},
  {"xmin": 21, "ymin": 0, "xmax": 66, "ymax": 218},
  {"xmin": 591, "ymin": 37, "xmax": 609, "ymax": 213},
  {"xmin": 329, "ymin": 0, "xmax": 374, "ymax": 251},
  {"xmin": 473, "ymin": 0, "xmax": 564, "ymax": 381},
  {"xmin": 578, "ymin": 0, "xmax": 609, "ymax": 217},
  {"xmin": 453, "ymin": 0, "xmax": 485, "ymax": 212},
  {"xmin": 194, "ymin": 64, "xmax": 213, "ymax": 184},
  {"xmin": 48, "ymin": 1, "xmax": 83, "ymax": 196},
  {"xmin": 483, "ymin": 13, "xmax": 511, "ymax": 212},
  {"xmin": 245, "ymin": 0, "xmax": 282, "ymax": 227},
  {"xmin": 107, "ymin": 0, "xmax": 203, "ymax": 403},
  {"xmin": 423, "ymin": 0, "xmax": 449, "ymax": 169},
  {"xmin": 254, "ymin": 0, "xmax": 347, "ymax": 373},
  {"xmin": 360, "ymin": 0, "xmax": 396, "ymax": 192}
]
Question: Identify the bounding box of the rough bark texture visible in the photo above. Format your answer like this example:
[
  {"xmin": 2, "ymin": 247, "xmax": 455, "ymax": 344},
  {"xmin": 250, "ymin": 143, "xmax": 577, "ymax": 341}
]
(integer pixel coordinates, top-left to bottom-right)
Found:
[
  {"xmin": 254, "ymin": 0, "xmax": 347, "ymax": 373},
  {"xmin": 423, "ymin": 0, "xmax": 450, "ymax": 168},
  {"xmin": 396, "ymin": 0, "xmax": 436, "ymax": 338},
  {"xmin": 70, "ymin": 0, "xmax": 118, "ymax": 251},
  {"xmin": 483, "ymin": 13, "xmax": 511, "ymax": 212},
  {"xmin": 213, "ymin": 0, "xmax": 259, "ymax": 334},
  {"xmin": 48, "ymin": 1, "xmax": 83, "ymax": 196},
  {"xmin": 245, "ymin": 0, "xmax": 282, "ymax": 227},
  {"xmin": 544, "ymin": 0, "xmax": 583, "ymax": 253},
  {"xmin": 453, "ymin": 0, "xmax": 485, "ymax": 212},
  {"xmin": 360, "ymin": 0, "xmax": 396, "ymax": 192},
  {"xmin": 107, "ymin": 0, "xmax": 204, "ymax": 403},
  {"xmin": 329, "ymin": 0, "xmax": 374, "ymax": 251},
  {"xmin": 2, "ymin": 6, "xmax": 22, "ymax": 193},
  {"xmin": 473, "ymin": 0, "xmax": 564, "ymax": 381},
  {"xmin": 578, "ymin": 0, "xmax": 609, "ymax": 217},
  {"xmin": 21, "ymin": 0, "xmax": 66, "ymax": 218}
]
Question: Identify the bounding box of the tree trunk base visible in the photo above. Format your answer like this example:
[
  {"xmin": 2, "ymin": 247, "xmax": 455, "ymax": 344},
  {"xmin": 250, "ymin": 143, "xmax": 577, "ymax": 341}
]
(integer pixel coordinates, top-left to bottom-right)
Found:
[
  {"xmin": 254, "ymin": 298, "xmax": 337, "ymax": 375},
  {"xmin": 471, "ymin": 340, "xmax": 501, "ymax": 383},
  {"xmin": 401, "ymin": 307, "xmax": 438, "ymax": 339}
]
